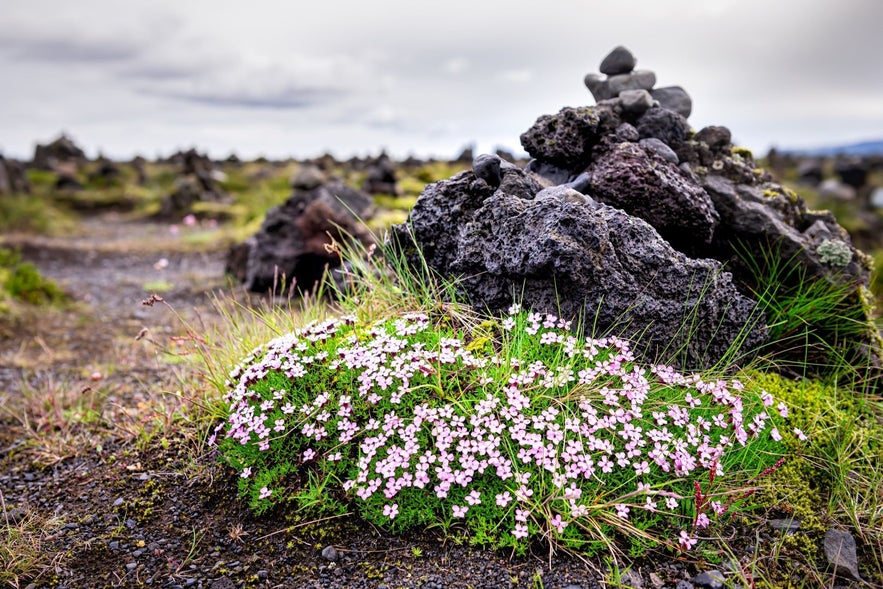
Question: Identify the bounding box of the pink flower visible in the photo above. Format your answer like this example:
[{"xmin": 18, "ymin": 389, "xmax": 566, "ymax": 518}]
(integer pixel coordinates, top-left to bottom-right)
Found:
[
  {"xmin": 465, "ymin": 490, "xmax": 482, "ymax": 506},
  {"xmin": 695, "ymin": 513, "xmax": 710, "ymax": 529},
  {"xmin": 452, "ymin": 505, "xmax": 468, "ymax": 518},
  {"xmin": 679, "ymin": 530, "xmax": 697, "ymax": 550},
  {"xmin": 615, "ymin": 504, "xmax": 630, "ymax": 519},
  {"xmin": 495, "ymin": 491, "xmax": 512, "ymax": 507},
  {"xmin": 240, "ymin": 467, "xmax": 252, "ymax": 479},
  {"xmin": 777, "ymin": 402, "xmax": 789, "ymax": 417},
  {"xmin": 383, "ymin": 503, "xmax": 399, "ymax": 519},
  {"xmin": 259, "ymin": 486, "xmax": 272, "ymax": 499},
  {"xmin": 550, "ymin": 514, "xmax": 566, "ymax": 534},
  {"xmin": 665, "ymin": 497, "xmax": 679, "ymax": 510},
  {"xmin": 770, "ymin": 427, "xmax": 782, "ymax": 442},
  {"xmin": 513, "ymin": 523, "xmax": 529, "ymax": 539},
  {"xmin": 793, "ymin": 428, "xmax": 807, "ymax": 442}
]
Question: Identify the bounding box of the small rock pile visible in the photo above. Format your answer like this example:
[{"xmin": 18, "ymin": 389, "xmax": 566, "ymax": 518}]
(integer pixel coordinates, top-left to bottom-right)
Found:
[
  {"xmin": 159, "ymin": 149, "xmax": 230, "ymax": 217},
  {"xmin": 393, "ymin": 46, "xmax": 881, "ymax": 372},
  {"xmin": 0, "ymin": 154, "xmax": 31, "ymax": 195},
  {"xmin": 584, "ymin": 46, "xmax": 692, "ymax": 118},
  {"xmin": 226, "ymin": 164, "xmax": 376, "ymax": 294}
]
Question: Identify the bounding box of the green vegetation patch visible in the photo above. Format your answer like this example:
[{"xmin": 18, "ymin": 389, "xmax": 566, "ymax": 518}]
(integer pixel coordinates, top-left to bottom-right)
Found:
[{"xmin": 0, "ymin": 247, "xmax": 65, "ymax": 306}]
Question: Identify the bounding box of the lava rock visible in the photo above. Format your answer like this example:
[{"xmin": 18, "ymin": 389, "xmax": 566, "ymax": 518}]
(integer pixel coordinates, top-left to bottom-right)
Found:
[
  {"xmin": 588, "ymin": 141, "xmax": 719, "ymax": 247},
  {"xmin": 636, "ymin": 108, "xmax": 690, "ymax": 147},
  {"xmin": 600, "ymin": 45, "xmax": 637, "ymax": 75},
  {"xmin": 614, "ymin": 123, "xmax": 641, "ymax": 142},
  {"xmin": 363, "ymin": 154, "xmax": 399, "ymax": 195},
  {"xmin": 824, "ymin": 529, "xmax": 861, "ymax": 581},
  {"xmin": 520, "ymin": 106, "xmax": 604, "ymax": 170},
  {"xmin": 393, "ymin": 169, "xmax": 766, "ymax": 369},
  {"xmin": 650, "ymin": 86, "xmax": 693, "ymax": 118},
  {"xmin": 227, "ymin": 180, "xmax": 375, "ymax": 294}
]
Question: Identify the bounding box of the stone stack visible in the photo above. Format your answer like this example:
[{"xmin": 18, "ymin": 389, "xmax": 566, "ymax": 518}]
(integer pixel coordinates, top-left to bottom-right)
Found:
[
  {"xmin": 392, "ymin": 46, "xmax": 882, "ymax": 374},
  {"xmin": 584, "ymin": 46, "xmax": 692, "ymax": 118}
]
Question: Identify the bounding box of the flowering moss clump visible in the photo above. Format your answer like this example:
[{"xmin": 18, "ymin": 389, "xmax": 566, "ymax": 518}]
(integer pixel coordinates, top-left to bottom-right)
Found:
[{"xmin": 213, "ymin": 306, "xmax": 789, "ymax": 554}]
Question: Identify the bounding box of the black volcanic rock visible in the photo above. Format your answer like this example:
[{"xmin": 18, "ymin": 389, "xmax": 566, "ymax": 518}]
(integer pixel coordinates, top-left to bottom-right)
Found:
[
  {"xmin": 227, "ymin": 181, "xmax": 375, "ymax": 294},
  {"xmin": 392, "ymin": 166, "xmax": 765, "ymax": 369}
]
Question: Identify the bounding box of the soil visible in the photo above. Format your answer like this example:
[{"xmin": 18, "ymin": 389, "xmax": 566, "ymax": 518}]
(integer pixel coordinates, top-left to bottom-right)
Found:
[{"xmin": 0, "ymin": 214, "xmax": 632, "ymax": 589}]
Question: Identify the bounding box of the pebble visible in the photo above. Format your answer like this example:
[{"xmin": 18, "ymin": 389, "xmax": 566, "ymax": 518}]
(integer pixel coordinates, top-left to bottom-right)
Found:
[
  {"xmin": 693, "ymin": 570, "xmax": 725, "ymax": 588},
  {"xmin": 472, "ymin": 154, "xmax": 503, "ymax": 189},
  {"xmin": 640, "ymin": 138, "xmax": 679, "ymax": 164},
  {"xmin": 769, "ymin": 518, "xmax": 801, "ymax": 533},
  {"xmin": 650, "ymin": 86, "xmax": 693, "ymax": 118},
  {"xmin": 321, "ymin": 545, "xmax": 339, "ymax": 562},
  {"xmin": 125, "ymin": 562, "xmax": 137, "ymax": 572},
  {"xmin": 621, "ymin": 569, "xmax": 644, "ymax": 587},
  {"xmin": 676, "ymin": 581, "xmax": 694, "ymax": 589},
  {"xmin": 112, "ymin": 497, "xmax": 124, "ymax": 507}
]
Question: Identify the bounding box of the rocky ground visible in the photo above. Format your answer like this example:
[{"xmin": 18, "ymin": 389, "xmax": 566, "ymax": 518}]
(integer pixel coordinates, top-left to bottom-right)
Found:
[
  {"xmin": 0, "ymin": 214, "xmax": 625, "ymax": 589},
  {"xmin": 0, "ymin": 213, "xmax": 865, "ymax": 589}
]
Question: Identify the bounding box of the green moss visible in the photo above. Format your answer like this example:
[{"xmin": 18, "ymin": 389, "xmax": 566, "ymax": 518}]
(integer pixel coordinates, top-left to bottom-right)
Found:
[{"xmin": 731, "ymin": 146, "xmax": 754, "ymax": 159}]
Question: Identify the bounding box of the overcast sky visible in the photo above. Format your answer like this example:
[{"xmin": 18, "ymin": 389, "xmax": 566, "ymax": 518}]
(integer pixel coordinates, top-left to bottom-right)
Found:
[{"xmin": 1, "ymin": 0, "xmax": 881, "ymax": 161}]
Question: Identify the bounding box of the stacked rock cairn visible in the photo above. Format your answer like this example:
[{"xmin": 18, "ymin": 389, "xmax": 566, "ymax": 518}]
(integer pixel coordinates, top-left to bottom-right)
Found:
[{"xmin": 584, "ymin": 45, "xmax": 692, "ymax": 118}]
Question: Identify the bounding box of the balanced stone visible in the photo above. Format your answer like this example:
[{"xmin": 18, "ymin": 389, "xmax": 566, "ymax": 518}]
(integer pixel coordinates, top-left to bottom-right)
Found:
[
  {"xmin": 608, "ymin": 70, "xmax": 657, "ymax": 95},
  {"xmin": 650, "ymin": 86, "xmax": 693, "ymax": 118},
  {"xmin": 584, "ymin": 73, "xmax": 612, "ymax": 102},
  {"xmin": 620, "ymin": 89, "xmax": 654, "ymax": 115},
  {"xmin": 599, "ymin": 45, "xmax": 637, "ymax": 75}
]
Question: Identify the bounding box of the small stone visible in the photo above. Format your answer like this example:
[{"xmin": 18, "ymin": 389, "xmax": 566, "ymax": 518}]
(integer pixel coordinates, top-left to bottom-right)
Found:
[
  {"xmin": 562, "ymin": 585, "xmax": 583, "ymax": 589},
  {"xmin": 125, "ymin": 519, "xmax": 136, "ymax": 529},
  {"xmin": 210, "ymin": 577, "xmax": 236, "ymax": 589},
  {"xmin": 621, "ymin": 570, "xmax": 644, "ymax": 588},
  {"xmin": 608, "ymin": 70, "xmax": 657, "ymax": 95},
  {"xmin": 321, "ymin": 545, "xmax": 339, "ymax": 562},
  {"xmin": 769, "ymin": 518, "xmax": 801, "ymax": 533},
  {"xmin": 125, "ymin": 562, "xmax": 137, "ymax": 572},
  {"xmin": 256, "ymin": 570, "xmax": 268, "ymax": 579},
  {"xmin": 473, "ymin": 154, "xmax": 502, "ymax": 188},
  {"xmin": 108, "ymin": 541, "xmax": 120, "ymax": 550},
  {"xmin": 565, "ymin": 172, "xmax": 591, "ymax": 194},
  {"xmin": 290, "ymin": 165, "xmax": 327, "ymax": 190},
  {"xmin": 600, "ymin": 45, "xmax": 637, "ymax": 75},
  {"xmin": 2, "ymin": 508, "xmax": 27, "ymax": 524},
  {"xmin": 620, "ymin": 89, "xmax": 654, "ymax": 115},
  {"xmin": 693, "ymin": 570, "xmax": 726, "ymax": 588},
  {"xmin": 694, "ymin": 126, "xmax": 732, "ymax": 151},
  {"xmin": 676, "ymin": 581, "xmax": 694, "ymax": 589},
  {"xmin": 584, "ymin": 73, "xmax": 613, "ymax": 102},
  {"xmin": 640, "ymin": 138, "xmax": 679, "ymax": 164},
  {"xmin": 614, "ymin": 123, "xmax": 640, "ymax": 142},
  {"xmin": 650, "ymin": 86, "xmax": 693, "ymax": 118},
  {"xmin": 535, "ymin": 186, "xmax": 594, "ymax": 205},
  {"xmin": 824, "ymin": 528, "xmax": 862, "ymax": 581},
  {"xmin": 648, "ymin": 572, "xmax": 665, "ymax": 588},
  {"xmin": 112, "ymin": 497, "xmax": 124, "ymax": 507}
]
